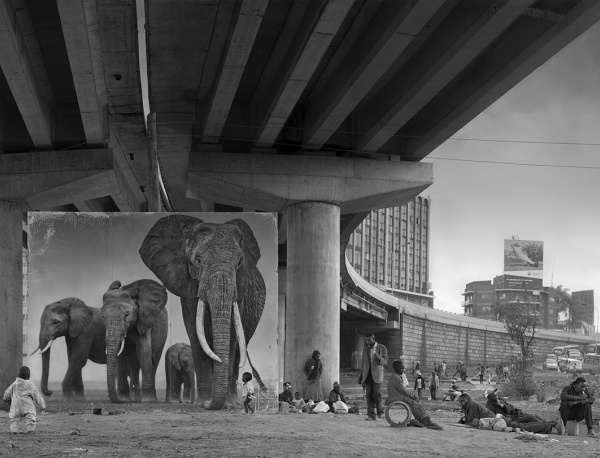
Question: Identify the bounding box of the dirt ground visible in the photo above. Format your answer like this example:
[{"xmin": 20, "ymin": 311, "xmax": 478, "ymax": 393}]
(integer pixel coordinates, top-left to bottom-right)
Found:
[{"xmin": 2, "ymin": 392, "xmax": 600, "ymax": 458}]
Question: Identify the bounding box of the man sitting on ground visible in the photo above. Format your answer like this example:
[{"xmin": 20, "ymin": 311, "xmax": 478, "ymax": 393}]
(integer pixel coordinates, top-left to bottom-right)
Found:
[
  {"xmin": 559, "ymin": 377, "xmax": 598, "ymax": 437},
  {"xmin": 327, "ymin": 381, "xmax": 347, "ymax": 413},
  {"xmin": 442, "ymin": 379, "xmax": 461, "ymax": 402},
  {"xmin": 386, "ymin": 360, "xmax": 443, "ymax": 430},
  {"xmin": 486, "ymin": 389, "xmax": 545, "ymax": 423},
  {"xmin": 458, "ymin": 393, "xmax": 563, "ymax": 434},
  {"xmin": 278, "ymin": 381, "xmax": 295, "ymax": 412}
]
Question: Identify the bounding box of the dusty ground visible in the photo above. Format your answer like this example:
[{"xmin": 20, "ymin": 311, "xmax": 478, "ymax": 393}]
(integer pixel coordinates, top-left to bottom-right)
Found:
[{"xmin": 2, "ymin": 391, "xmax": 600, "ymax": 458}]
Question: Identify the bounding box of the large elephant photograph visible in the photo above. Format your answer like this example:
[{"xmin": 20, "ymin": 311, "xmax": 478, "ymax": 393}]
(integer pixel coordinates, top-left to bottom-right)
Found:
[{"xmin": 26, "ymin": 212, "xmax": 278, "ymax": 407}]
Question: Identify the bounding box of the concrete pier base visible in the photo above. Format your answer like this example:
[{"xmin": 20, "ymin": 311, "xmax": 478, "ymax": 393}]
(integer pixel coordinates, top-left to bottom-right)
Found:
[
  {"xmin": 285, "ymin": 202, "xmax": 340, "ymax": 399},
  {"xmin": 0, "ymin": 201, "xmax": 23, "ymax": 392}
]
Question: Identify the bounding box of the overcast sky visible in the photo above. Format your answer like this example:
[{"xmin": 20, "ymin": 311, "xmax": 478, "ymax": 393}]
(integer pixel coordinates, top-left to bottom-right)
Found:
[{"xmin": 425, "ymin": 21, "xmax": 600, "ymax": 323}]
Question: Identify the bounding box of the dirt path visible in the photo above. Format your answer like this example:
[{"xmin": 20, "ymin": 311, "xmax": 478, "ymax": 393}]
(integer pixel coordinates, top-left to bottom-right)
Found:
[{"xmin": 2, "ymin": 401, "xmax": 599, "ymax": 457}]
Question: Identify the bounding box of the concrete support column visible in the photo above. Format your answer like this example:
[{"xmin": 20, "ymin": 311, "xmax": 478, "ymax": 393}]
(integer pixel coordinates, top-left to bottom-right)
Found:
[
  {"xmin": 353, "ymin": 334, "xmax": 365, "ymax": 370},
  {"xmin": 277, "ymin": 267, "xmax": 287, "ymax": 387},
  {"xmin": 0, "ymin": 201, "xmax": 23, "ymax": 392},
  {"xmin": 285, "ymin": 202, "xmax": 340, "ymax": 398}
]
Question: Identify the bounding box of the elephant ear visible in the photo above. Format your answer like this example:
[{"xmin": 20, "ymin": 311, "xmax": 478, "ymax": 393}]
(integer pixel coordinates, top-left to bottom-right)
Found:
[
  {"xmin": 225, "ymin": 219, "xmax": 266, "ymax": 343},
  {"xmin": 123, "ymin": 279, "xmax": 168, "ymax": 335},
  {"xmin": 139, "ymin": 215, "xmax": 203, "ymax": 298},
  {"xmin": 225, "ymin": 219, "xmax": 261, "ymax": 266},
  {"xmin": 170, "ymin": 345, "xmax": 182, "ymax": 371},
  {"xmin": 68, "ymin": 298, "xmax": 93, "ymax": 338}
]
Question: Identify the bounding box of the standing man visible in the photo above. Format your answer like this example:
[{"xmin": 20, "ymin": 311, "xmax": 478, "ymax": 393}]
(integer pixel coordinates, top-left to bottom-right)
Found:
[
  {"xmin": 358, "ymin": 333, "xmax": 388, "ymax": 421},
  {"xmin": 442, "ymin": 360, "xmax": 448, "ymax": 377},
  {"xmin": 559, "ymin": 377, "xmax": 597, "ymax": 437},
  {"xmin": 429, "ymin": 371, "xmax": 440, "ymax": 401}
]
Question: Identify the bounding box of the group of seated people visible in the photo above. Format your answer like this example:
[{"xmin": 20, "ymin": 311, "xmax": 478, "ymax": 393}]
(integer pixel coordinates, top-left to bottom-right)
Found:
[
  {"xmin": 278, "ymin": 380, "xmax": 349, "ymax": 413},
  {"xmin": 277, "ymin": 363, "xmax": 597, "ymax": 437}
]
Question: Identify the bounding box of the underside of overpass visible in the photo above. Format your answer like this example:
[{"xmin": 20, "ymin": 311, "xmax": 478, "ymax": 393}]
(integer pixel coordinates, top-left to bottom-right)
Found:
[{"xmin": 1, "ymin": 0, "xmax": 599, "ymax": 396}]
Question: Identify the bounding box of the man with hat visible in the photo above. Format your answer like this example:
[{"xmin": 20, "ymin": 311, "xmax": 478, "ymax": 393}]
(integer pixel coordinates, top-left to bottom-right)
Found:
[
  {"xmin": 559, "ymin": 376, "xmax": 598, "ymax": 437},
  {"xmin": 327, "ymin": 381, "xmax": 347, "ymax": 413},
  {"xmin": 278, "ymin": 381, "xmax": 294, "ymax": 412}
]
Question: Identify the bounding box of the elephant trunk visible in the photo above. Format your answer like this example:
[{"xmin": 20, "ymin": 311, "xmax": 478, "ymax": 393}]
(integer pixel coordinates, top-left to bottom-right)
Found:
[
  {"xmin": 105, "ymin": 319, "xmax": 124, "ymax": 403},
  {"xmin": 41, "ymin": 341, "xmax": 52, "ymax": 396},
  {"xmin": 199, "ymin": 273, "xmax": 237, "ymax": 410}
]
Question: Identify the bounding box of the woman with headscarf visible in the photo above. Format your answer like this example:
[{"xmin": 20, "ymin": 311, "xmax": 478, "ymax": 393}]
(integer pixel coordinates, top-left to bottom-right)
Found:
[{"xmin": 304, "ymin": 350, "xmax": 323, "ymax": 402}]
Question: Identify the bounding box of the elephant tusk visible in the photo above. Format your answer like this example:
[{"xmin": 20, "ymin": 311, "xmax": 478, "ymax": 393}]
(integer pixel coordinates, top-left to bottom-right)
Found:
[
  {"xmin": 40, "ymin": 340, "xmax": 53, "ymax": 354},
  {"xmin": 117, "ymin": 339, "xmax": 125, "ymax": 356},
  {"xmin": 29, "ymin": 345, "xmax": 40, "ymax": 357},
  {"xmin": 233, "ymin": 301, "xmax": 247, "ymax": 368},
  {"xmin": 196, "ymin": 299, "xmax": 222, "ymax": 363}
]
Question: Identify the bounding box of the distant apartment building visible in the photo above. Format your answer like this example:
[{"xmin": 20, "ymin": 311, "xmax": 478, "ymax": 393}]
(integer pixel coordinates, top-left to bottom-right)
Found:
[
  {"xmin": 345, "ymin": 196, "xmax": 433, "ymax": 308},
  {"xmin": 559, "ymin": 290, "xmax": 595, "ymax": 335},
  {"xmin": 463, "ymin": 275, "xmax": 558, "ymax": 329}
]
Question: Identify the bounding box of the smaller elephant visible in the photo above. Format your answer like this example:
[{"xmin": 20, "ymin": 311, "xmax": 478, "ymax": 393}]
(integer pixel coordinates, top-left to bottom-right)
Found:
[
  {"xmin": 165, "ymin": 343, "xmax": 195, "ymax": 403},
  {"xmin": 31, "ymin": 298, "xmax": 106, "ymax": 400},
  {"xmin": 101, "ymin": 279, "xmax": 168, "ymax": 403}
]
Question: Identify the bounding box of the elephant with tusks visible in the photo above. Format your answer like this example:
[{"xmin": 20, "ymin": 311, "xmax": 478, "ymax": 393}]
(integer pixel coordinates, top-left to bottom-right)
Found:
[
  {"xmin": 101, "ymin": 279, "xmax": 168, "ymax": 403},
  {"xmin": 140, "ymin": 215, "xmax": 267, "ymax": 410},
  {"xmin": 31, "ymin": 298, "xmax": 106, "ymax": 401}
]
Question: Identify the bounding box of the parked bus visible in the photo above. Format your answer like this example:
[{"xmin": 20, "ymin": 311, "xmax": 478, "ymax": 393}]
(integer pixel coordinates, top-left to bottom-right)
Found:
[
  {"xmin": 582, "ymin": 353, "xmax": 600, "ymax": 375},
  {"xmin": 585, "ymin": 343, "xmax": 600, "ymax": 355}
]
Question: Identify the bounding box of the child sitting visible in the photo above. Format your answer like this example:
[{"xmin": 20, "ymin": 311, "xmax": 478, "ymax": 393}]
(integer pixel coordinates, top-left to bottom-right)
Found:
[
  {"xmin": 241, "ymin": 372, "xmax": 255, "ymax": 414},
  {"xmin": 292, "ymin": 392, "xmax": 307, "ymax": 412},
  {"xmin": 2, "ymin": 366, "xmax": 45, "ymax": 434}
]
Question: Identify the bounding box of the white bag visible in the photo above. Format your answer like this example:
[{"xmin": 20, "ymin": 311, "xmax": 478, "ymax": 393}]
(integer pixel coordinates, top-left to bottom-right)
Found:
[
  {"xmin": 333, "ymin": 401, "xmax": 348, "ymax": 414},
  {"xmin": 402, "ymin": 373, "xmax": 409, "ymax": 387},
  {"xmin": 312, "ymin": 401, "xmax": 330, "ymax": 413}
]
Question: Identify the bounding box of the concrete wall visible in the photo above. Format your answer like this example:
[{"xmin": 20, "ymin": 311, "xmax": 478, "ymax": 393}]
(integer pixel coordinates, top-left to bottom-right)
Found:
[{"xmin": 341, "ymin": 258, "xmax": 596, "ymax": 371}]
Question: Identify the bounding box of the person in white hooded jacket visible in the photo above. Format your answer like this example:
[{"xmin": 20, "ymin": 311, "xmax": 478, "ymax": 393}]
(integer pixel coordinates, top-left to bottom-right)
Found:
[{"xmin": 2, "ymin": 366, "xmax": 45, "ymax": 434}]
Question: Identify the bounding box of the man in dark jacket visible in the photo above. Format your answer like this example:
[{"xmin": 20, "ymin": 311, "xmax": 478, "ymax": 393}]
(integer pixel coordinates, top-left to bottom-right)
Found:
[
  {"xmin": 559, "ymin": 377, "xmax": 598, "ymax": 437},
  {"xmin": 386, "ymin": 360, "xmax": 443, "ymax": 430},
  {"xmin": 458, "ymin": 393, "xmax": 562, "ymax": 434},
  {"xmin": 358, "ymin": 333, "xmax": 388, "ymax": 421},
  {"xmin": 486, "ymin": 390, "xmax": 545, "ymax": 423}
]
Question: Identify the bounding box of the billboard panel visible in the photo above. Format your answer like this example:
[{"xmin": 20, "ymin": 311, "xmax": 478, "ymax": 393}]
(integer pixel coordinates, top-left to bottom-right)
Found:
[
  {"xmin": 27, "ymin": 212, "xmax": 278, "ymax": 402},
  {"xmin": 503, "ymin": 239, "xmax": 543, "ymax": 280}
]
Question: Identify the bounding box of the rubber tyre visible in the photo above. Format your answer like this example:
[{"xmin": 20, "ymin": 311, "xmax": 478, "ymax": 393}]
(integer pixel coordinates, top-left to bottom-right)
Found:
[{"xmin": 384, "ymin": 401, "xmax": 412, "ymax": 427}]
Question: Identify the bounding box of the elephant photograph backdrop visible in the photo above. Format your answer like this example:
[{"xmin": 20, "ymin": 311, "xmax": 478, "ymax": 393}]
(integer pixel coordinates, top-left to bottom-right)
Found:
[{"xmin": 26, "ymin": 212, "xmax": 278, "ymax": 396}]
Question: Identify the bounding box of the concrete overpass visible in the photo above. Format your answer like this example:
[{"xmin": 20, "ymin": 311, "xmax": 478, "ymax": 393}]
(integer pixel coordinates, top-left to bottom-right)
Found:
[{"xmin": 1, "ymin": 0, "xmax": 599, "ymax": 394}]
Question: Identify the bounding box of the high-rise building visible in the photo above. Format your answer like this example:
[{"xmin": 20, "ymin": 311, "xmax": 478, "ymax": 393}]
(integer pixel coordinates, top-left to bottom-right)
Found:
[
  {"xmin": 345, "ymin": 196, "xmax": 433, "ymax": 308},
  {"xmin": 571, "ymin": 290, "xmax": 595, "ymax": 335}
]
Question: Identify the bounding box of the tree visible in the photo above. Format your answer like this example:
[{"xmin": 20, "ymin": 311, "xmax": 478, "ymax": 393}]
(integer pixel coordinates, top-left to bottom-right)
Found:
[
  {"xmin": 549, "ymin": 285, "xmax": 586, "ymax": 333},
  {"xmin": 490, "ymin": 299, "xmax": 540, "ymax": 369}
]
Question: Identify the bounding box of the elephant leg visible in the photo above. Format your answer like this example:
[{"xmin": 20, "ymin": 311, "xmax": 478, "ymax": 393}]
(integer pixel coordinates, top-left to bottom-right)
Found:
[
  {"xmin": 137, "ymin": 330, "xmax": 157, "ymax": 402},
  {"xmin": 63, "ymin": 343, "xmax": 87, "ymax": 401},
  {"xmin": 128, "ymin": 351, "xmax": 142, "ymax": 402},
  {"xmin": 117, "ymin": 350, "xmax": 131, "ymax": 401},
  {"xmin": 165, "ymin": 368, "xmax": 172, "ymax": 403},
  {"xmin": 181, "ymin": 297, "xmax": 212, "ymax": 404},
  {"xmin": 182, "ymin": 373, "xmax": 191, "ymax": 403},
  {"xmin": 175, "ymin": 374, "xmax": 183, "ymax": 403}
]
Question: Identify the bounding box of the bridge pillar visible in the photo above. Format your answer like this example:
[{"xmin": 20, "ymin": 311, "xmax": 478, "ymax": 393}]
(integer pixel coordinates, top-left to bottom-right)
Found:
[
  {"xmin": 285, "ymin": 202, "xmax": 340, "ymax": 399},
  {"xmin": 0, "ymin": 201, "xmax": 23, "ymax": 392}
]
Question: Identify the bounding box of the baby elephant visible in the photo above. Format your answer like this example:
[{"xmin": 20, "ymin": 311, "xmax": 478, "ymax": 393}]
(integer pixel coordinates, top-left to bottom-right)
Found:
[{"xmin": 165, "ymin": 343, "xmax": 195, "ymax": 403}]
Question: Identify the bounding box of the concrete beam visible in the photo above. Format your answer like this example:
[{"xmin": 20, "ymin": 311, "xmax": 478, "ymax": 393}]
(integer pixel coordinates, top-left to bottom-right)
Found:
[
  {"xmin": 0, "ymin": 1, "xmax": 53, "ymax": 149},
  {"xmin": 201, "ymin": 0, "xmax": 269, "ymax": 142},
  {"xmin": 253, "ymin": 0, "xmax": 355, "ymax": 147},
  {"xmin": 355, "ymin": 0, "xmax": 534, "ymax": 153},
  {"xmin": 57, "ymin": 0, "xmax": 107, "ymax": 147},
  {"xmin": 304, "ymin": 0, "xmax": 450, "ymax": 149},
  {"xmin": 186, "ymin": 152, "xmax": 433, "ymax": 214},
  {"xmin": 404, "ymin": 0, "xmax": 600, "ymax": 159}
]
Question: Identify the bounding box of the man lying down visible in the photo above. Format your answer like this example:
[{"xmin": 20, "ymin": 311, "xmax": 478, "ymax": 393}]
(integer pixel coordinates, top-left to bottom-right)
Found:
[{"xmin": 458, "ymin": 393, "xmax": 565, "ymax": 435}]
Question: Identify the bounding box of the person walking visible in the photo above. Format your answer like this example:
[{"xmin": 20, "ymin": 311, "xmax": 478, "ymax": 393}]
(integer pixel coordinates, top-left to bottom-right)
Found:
[
  {"xmin": 442, "ymin": 360, "xmax": 448, "ymax": 377},
  {"xmin": 2, "ymin": 366, "xmax": 45, "ymax": 434},
  {"xmin": 304, "ymin": 350, "xmax": 324, "ymax": 402},
  {"xmin": 411, "ymin": 361, "xmax": 415, "ymax": 376},
  {"xmin": 358, "ymin": 333, "xmax": 388, "ymax": 421},
  {"xmin": 414, "ymin": 371, "xmax": 425, "ymax": 400},
  {"xmin": 429, "ymin": 371, "xmax": 440, "ymax": 401}
]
